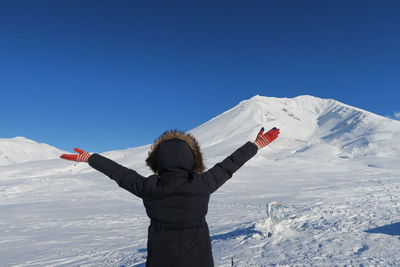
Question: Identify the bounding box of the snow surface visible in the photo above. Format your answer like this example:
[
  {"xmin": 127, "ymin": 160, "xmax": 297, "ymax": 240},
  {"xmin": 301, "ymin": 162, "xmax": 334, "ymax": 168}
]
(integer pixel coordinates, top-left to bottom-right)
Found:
[
  {"xmin": 0, "ymin": 137, "xmax": 66, "ymax": 166},
  {"xmin": 1, "ymin": 95, "xmax": 400, "ymax": 266}
]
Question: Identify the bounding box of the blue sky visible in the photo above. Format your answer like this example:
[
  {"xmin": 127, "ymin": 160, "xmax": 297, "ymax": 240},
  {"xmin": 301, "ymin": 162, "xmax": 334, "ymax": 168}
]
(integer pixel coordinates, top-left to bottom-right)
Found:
[{"xmin": 1, "ymin": 0, "xmax": 399, "ymax": 152}]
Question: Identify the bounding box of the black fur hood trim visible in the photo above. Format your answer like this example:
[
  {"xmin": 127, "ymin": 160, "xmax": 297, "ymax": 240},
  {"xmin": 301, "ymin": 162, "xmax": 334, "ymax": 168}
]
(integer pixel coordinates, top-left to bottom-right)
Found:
[{"xmin": 146, "ymin": 130, "xmax": 205, "ymax": 174}]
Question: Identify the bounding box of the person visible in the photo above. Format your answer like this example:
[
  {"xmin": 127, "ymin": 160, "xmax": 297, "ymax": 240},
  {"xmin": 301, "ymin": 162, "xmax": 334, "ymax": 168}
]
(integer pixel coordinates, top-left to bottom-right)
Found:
[{"xmin": 60, "ymin": 127, "xmax": 280, "ymax": 267}]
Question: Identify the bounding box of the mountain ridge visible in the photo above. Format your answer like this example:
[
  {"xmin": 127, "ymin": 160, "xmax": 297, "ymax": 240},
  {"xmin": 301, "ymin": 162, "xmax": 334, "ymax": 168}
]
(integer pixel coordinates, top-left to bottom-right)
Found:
[
  {"xmin": 2, "ymin": 95, "xmax": 400, "ymax": 165},
  {"xmin": 190, "ymin": 95, "xmax": 400, "ymax": 159}
]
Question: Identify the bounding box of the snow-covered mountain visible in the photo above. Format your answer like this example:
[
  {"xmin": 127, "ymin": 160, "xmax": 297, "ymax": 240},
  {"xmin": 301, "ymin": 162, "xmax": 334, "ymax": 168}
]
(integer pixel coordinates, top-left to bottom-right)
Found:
[
  {"xmin": 192, "ymin": 95, "xmax": 400, "ymax": 160},
  {"xmin": 2, "ymin": 95, "xmax": 399, "ymax": 167},
  {"xmin": 0, "ymin": 137, "xmax": 65, "ymax": 166}
]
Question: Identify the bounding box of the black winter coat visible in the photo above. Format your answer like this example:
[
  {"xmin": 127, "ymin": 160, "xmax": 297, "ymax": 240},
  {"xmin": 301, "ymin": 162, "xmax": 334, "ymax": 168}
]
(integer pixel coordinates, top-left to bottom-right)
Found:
[{"xmin": 88, "ymin": 140, "xmax": 258, "ymax": 267}]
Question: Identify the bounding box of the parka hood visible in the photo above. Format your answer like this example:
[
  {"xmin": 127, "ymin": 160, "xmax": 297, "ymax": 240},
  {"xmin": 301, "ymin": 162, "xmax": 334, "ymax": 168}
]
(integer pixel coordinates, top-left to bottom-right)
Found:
[{"xmin": 146, "ymin": 130, "xmax": 205, "ymax": 174}]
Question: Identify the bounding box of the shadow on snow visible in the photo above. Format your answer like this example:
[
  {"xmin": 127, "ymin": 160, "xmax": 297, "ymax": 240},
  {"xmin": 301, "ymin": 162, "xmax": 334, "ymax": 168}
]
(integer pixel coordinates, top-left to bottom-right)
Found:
[
  {"xmin": 119, "ymin": 248, "xmax": 147, "ymax": 267},
  {"xmin": 211, "ymin": 225, "xmax": 262, "ymax": 241},
  {"xmin": 365, "ymin": 222, "xmax": 400, "ymax": 236}
]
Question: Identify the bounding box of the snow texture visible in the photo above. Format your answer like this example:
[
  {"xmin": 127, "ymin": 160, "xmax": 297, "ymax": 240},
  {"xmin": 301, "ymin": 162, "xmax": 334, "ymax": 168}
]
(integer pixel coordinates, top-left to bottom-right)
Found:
[
  {"xmin": 1, "ymin": 95, "xmax": 400, "ymax": 266},
  {"xmin": 0, "ymin": 137, "xmax": 66, "ymax": 166}
]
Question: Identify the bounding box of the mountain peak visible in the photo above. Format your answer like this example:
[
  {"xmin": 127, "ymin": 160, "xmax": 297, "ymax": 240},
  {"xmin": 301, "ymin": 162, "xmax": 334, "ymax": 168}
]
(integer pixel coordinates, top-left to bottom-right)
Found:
[
  {"xmin": 192, "ymin": 95, "xmax": 400, "ymax": 159},
  {"xmin": 6, "ymin": 136, "xmax": 36, "ymax": 143}
]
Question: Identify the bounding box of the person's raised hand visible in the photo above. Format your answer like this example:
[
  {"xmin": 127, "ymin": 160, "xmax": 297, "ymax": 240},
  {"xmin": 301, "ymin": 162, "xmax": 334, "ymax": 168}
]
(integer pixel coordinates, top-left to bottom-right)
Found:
[
  {"xmin": 60, "ymin": 148, "xmax": 91, "ymax": 162},
  {"xmin": 253, "ymin": 127, "xmax": 280, "ymax": 149}
]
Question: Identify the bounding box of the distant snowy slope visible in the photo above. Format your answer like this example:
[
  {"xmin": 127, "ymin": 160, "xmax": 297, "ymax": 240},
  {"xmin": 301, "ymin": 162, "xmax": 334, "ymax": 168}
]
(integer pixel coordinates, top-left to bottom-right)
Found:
[
  {"xmin": 3, "ymin": 95, "xmax": 398, "ymax": 167},
  {"xmin": 0, "ymin": 137, "xmax": 66, "ymax": 166},
  {"xmin": 190, "ymin": 95, "xmax": 400, "ymax": 160}
]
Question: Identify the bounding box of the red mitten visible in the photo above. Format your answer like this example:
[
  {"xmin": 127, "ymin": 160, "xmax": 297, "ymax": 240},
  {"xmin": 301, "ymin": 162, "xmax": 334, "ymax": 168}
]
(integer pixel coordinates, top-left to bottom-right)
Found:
[
  {"xmin": 60, "ymin": 148, "xmax": 91, "ymax": 162},
  {"xmin": 254, "ymin": 127, "xmax": 280, "ymax": 149}
]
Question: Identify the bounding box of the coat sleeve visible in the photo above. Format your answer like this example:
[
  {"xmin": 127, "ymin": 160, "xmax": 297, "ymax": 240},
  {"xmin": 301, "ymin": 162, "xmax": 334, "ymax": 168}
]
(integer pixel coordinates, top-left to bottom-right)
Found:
[
  {"xmin": 88, "ymin": 153, "xmax": 146, "ymax": 198},
  {"xmin": 201, "ymin": 141, "xmax": 258, "ymax": 194}
]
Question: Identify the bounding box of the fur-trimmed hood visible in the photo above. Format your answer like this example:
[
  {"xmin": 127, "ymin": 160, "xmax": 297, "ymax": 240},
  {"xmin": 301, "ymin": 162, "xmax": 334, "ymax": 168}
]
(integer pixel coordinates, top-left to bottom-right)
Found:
[{"xmin": 146, "ymin": 130, "xmax": 205, "ymax": 174}]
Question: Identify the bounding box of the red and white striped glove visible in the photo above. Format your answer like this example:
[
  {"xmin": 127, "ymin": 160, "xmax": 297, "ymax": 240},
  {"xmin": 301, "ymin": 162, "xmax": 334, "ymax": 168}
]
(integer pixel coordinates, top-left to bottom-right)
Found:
[
  {"xmin": 60, "ymin": 148, "xmax": 91, "ymax": 162},
  {"xmin": 253, "ymin": 127, "xmax": 280, "ymax": 149}
]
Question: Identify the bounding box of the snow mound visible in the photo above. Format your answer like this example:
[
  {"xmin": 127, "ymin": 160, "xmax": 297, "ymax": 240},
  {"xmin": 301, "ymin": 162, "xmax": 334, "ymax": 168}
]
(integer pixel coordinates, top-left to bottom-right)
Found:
[{"xmin": 0, "ymin": 137, "xmax": 66, "ymax": 166}]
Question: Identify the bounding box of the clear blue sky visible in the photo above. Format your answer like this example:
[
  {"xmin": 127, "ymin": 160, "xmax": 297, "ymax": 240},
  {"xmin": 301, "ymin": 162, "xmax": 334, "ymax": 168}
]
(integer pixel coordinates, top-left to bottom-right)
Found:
[{"xmin": 1, "ymin": 0, "xmax": 399, "ymax": 152}]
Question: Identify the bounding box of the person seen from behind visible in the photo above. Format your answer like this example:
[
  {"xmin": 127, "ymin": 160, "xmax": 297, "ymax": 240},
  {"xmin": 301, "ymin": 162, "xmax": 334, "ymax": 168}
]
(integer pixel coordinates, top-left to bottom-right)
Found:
[{"xmin": 60, "ymin": 127, "xmax": 280, "ymax": 267}]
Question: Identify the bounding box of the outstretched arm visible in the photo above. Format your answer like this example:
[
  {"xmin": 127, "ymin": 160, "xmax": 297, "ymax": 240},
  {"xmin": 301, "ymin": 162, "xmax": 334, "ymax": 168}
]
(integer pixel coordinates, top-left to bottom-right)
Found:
[
  {"xmin": 202, "ymin": 127, "xmax": 280, "ymax": 194},
  {"xmin": 60, "ymin": 148, "xmax": 146, "ymax": 198}
]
